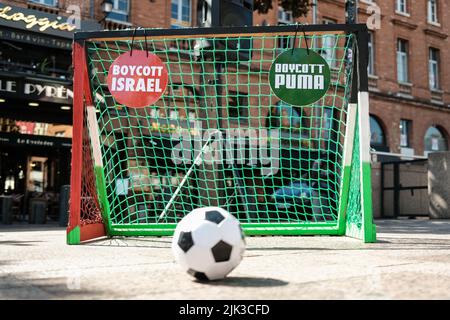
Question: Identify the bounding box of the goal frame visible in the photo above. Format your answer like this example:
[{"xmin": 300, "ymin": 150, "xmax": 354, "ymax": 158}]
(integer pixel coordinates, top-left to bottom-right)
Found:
[{"xmin": 67, "ymin": 24, "xmax": 376, "ymax": 244}]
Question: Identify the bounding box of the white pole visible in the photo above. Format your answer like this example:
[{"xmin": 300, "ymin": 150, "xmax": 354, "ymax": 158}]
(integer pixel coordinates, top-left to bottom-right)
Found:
[
  {"xmin": 312, "ymin": 0, "xmax": 317, "ymax": 25},
  {"xmin": 157, "ymin": 132, "xmax": 218, "ymax": 221}
]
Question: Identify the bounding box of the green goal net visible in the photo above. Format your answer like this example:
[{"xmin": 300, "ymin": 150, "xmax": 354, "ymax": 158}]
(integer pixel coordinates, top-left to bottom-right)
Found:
[{"xmin": 67, "ymin": 25, "xmax": 376, "ymax": 244}]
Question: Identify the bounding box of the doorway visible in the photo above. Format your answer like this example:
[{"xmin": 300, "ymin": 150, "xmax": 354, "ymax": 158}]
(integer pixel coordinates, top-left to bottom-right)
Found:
[
  {"xmin": 27, "ymin": 156, "xmax": 48, "ymax": 193},
  {"xmin": 0, "ymin": 147, "xmax": 27, "ymax": 194},
  {"xmin": 0, "ymin": 145, "xmax": 70, "ymax": 222}
]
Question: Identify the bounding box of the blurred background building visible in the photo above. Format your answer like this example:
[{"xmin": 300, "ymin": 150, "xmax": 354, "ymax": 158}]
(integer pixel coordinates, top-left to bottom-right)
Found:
[{"xmin": 0, "ymin": 0, "xmax": 448, "ymax": 222}]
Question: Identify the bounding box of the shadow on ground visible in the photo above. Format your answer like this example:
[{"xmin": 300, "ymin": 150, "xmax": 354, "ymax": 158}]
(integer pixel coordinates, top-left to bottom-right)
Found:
[
  {"xmin": 0, "ymin": 223, "xmax": 64, "ymax": 233},
  {"xmin": 0, "ymin": 240, "xmax": 45, "ymax": 246},
  {"xmin": 196, "ymin": 276, "xmax": 289, "ymax": 287},
  {"xmin": 87, "ymin": 237, "xmax": 172, "ymax": 248},
  {"xmin": 0, "ymin": 273, "xmax": 104, "ymax": 299},
  {"xmin": 375, "ymin": 219, "xmax": 450, "ymax": 235}
]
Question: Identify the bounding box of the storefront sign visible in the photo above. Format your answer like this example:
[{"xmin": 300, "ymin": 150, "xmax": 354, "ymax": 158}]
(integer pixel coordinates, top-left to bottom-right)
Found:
[
  {"xmin": 0, "ymin": 27, "xmax": 71, "ymax": 50},
  {"xmin": 269, "ymin": 48, "xmax": 331, "ymax": 106},
  {"xmin": 107, "ymin": 50, "xmax": 169, "ymax": 108},
  {"xmin": 0, "ymin": 6, "xmax": 76, "ymax": 32},
  {"xmin": 0, "ymin": 5, "xmax": 101, "ymax": 39},
  {"xmin": 0, "ymin": 76, "xmax": 72, "ymax": 104},
  {"xmin": 0, "ymin": 132, "xmax": 71, "ymax": 148}
]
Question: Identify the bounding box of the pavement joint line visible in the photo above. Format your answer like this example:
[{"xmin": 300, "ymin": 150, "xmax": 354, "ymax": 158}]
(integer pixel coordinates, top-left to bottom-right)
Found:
[{"xmin": 373, "ymin": 262, "xmax": 424, "ymax": 269}]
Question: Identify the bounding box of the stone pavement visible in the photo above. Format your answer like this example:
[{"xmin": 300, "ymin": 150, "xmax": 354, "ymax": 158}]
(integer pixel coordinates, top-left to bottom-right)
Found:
[{"xmin": 1, "ymin": 219, "xmax": 449, "ymax": 299}]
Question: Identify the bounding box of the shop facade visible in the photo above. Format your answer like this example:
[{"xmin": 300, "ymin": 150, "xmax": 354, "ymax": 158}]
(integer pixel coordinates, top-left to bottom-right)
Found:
[{"xmin": 0, "ymin": 3, "xmax": 100, "ymax": 222}]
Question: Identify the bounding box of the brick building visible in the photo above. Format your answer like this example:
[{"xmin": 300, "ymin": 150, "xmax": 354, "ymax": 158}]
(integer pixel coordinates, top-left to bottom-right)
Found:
[
  {"xmin": 3, "ymin": 0, "xmax": 448, "ymax": 158},
  {"xmin": 254, "ymin": 0, "xmax": 450, "ymax": 158},
  {"xmin": 0, "ymin": 0, "xmax": 448, "ymax": 220},
  {"xmin": 0, "ymin": 0, "xmax": 103, "ymax": 217},
  {"xmin": 110, "ymin": 0, "xmax": 450, "ymax": 158},
  {"xmin": 356, "ymin": 0, "xmax": 449, "ymax": 158}
]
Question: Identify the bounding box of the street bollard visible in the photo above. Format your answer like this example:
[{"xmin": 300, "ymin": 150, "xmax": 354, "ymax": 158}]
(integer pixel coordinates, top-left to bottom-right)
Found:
[
  {"xmin": 1, "ymin": 196, "xmax": 13, "ymax": 224},
  {"xmin": 30, "ymin": 199, "xmax": 47, "ymax": 224}
]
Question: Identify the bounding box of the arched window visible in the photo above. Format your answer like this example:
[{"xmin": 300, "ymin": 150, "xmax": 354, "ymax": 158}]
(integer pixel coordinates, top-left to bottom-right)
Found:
[
  {"xmin": 370, "ymin": 115, "xmax": 387, "ymax": 151},
  {"xmin": 424, "ymin": 126, "xmax": 448, "ymax": 153}
]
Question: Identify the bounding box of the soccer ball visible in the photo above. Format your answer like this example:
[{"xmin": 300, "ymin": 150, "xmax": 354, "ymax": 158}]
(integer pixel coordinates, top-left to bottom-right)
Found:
[{"xmin": 171, "ymin": 207, "xmax": 246, "ymax": 281}]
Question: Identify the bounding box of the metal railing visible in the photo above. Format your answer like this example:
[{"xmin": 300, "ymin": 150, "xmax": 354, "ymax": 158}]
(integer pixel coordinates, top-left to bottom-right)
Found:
[{"xmin": 380, "ymin": 158, "xmax": 428, "ymax": 218}]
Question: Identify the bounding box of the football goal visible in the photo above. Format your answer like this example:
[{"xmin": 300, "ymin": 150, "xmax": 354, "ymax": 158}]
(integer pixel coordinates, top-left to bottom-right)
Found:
[{"xmin": 67, "ymin": 24, "xmax": 376, "ymax": 244}]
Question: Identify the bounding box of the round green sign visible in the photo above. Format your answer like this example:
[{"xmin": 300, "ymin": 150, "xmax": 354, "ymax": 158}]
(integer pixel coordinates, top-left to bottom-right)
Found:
[{"xmin": 269, "ymin": 48, "xmax": 331, "ymax": 106}]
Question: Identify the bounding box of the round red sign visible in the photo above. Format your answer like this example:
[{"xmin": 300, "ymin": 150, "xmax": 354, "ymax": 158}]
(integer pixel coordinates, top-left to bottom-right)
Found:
[{"xmin": 107, "ymin": 50, "xmax": 168, "ymax": 108}]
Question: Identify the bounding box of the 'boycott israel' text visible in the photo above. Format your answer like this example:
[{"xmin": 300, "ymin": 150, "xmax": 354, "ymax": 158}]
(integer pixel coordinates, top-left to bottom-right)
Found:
[{"xmin": 110, "ymin": 65, "xmax": 164, "ymax": 92}]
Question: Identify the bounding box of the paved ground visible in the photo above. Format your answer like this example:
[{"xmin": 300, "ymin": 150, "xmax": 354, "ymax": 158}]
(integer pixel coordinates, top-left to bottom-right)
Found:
[{"xmin": 1, "ymin": 218, "xmax": 450, "ymax": 300}]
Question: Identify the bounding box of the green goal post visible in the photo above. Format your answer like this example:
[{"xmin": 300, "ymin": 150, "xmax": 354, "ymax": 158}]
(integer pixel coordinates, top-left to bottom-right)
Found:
[{"xmin": 67, "ymin": 24, "xmax": 376, "ymax": 244}]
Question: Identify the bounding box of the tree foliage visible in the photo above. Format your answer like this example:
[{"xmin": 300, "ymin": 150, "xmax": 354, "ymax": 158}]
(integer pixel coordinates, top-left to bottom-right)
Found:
[{"xmin": 254, "ymin": 0, "xmax": 311, "ymax": 18}]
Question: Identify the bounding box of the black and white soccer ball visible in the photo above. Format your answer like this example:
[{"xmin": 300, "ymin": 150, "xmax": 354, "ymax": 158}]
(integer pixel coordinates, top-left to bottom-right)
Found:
[{"xmin": 171, "ymin": 207, "xmax": 246, "ymax": 281}]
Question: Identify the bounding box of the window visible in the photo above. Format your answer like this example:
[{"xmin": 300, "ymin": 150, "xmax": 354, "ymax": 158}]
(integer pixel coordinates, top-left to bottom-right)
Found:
[
  {"xmin": 266, "ymin": 101, "xmax": 309, "ymax": 140},
  {"xmin": 427, "ymin": 0, "xmax": 438, "ymax": 24},
  {"xmin": 429, "ymin": 48, "xmax": 440, "ymax": 90},
  {"xmin": 169, "ymin": 84, "xmax": 197, "ymax": 119},
  {"xmin": 396, "ymin": 0, "xmax": 408, "ymax": 14},
  {"xmin": 278, "ymin": 7, "xmax": 293, "ymax": 23},
  {"xmin": 267, "ymin": 101, "xmax": 303, "ymax": 130},
  {"xmin": 171, "ymin": 0, "xmax": 191, "ymax": 28},
  {"xmin": 29, "ymin": 0, "xmax": 57, "ymax": 6},
  {"xmin": 277, "ymin": 7, "xmax": 294, "ymax": 50},
  {"xmin": 396, "ymin": 39, "xmax": 409, "ymax": 83},
  {"xmin": 368, "ymin": 32, "xmax": 375, "ymax": 75},
  {"xmin": 107, "ymin": 0, "xmax": 129, "ymax": 22},
  {"xmin": 424, "ymin": 126, "xmax": 448, "ymax": 153},
  {"xmin": 370, "ymin": 115, "xmax": 386, "ymax": 150},
  {"xmin": 228, "ymin": 91, "xmax": 248, "ymax": 122},
  {"xmin": 400, "ymin": 119, "xmax": 411, "ymax": 147},
  {"xmin": 322, "ymin": 19, "xmax": 337, "ymax": 67}
]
